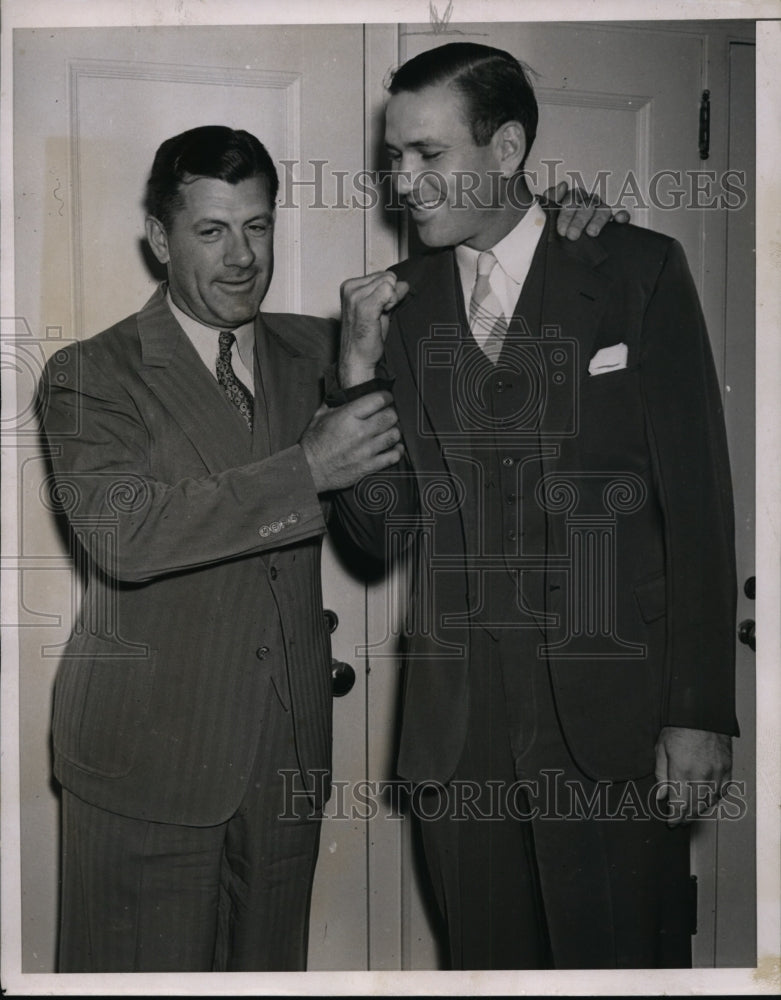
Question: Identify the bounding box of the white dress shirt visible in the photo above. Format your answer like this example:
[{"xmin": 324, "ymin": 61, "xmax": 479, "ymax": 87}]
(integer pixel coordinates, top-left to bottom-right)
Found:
[
  {"xmin": 166, "ymin": 292, "xmax": 256, "ymax": 395},
  {"xmin": 455, "ymin": 199, "xmax": 546, "ymax": 347}
]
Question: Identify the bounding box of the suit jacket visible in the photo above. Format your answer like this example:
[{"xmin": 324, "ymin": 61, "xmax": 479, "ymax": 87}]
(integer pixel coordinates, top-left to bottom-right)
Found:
[
  {"xmin": 333, "ymin": 210, "xmax": 738, "ymax": 785},
  {"xmin": 41, "ymin": 286, "xmax": 337, "ymax": 826}
]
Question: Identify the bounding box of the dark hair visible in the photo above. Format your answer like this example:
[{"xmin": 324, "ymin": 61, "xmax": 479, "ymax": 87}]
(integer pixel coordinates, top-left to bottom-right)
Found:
[
  {"xmin": 388, "ymin": 42, "xmax": 538, "ymax": 169},
  {"xmin": 144, "ymin": 125, "xmax": 279, "ymax": 230}
]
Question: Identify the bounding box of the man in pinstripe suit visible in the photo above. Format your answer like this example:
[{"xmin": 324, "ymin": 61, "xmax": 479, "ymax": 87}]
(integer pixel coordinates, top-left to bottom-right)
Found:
[
  {"xmin": 39, "ymin": 125, "xmax": 404, "ymax": 972},
  {"xmin": 40, "ymin": 124, "xmax": 609, "ymax": 972}
]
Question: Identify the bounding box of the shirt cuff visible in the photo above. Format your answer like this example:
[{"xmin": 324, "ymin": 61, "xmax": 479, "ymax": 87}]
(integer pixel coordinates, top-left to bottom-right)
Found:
[{"xmin": 324, "ymin": 364, "xmax": 395, "ymax": 408}]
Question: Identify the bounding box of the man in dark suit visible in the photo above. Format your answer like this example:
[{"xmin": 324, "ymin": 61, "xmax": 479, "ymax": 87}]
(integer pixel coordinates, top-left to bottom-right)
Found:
[
  {"xmin": 39, "ymin": 125, "xmax": 405, "ymax": 972},
  {"xmin": 333, "ymin": 43, "xmax": 737, "ymax": 969}
]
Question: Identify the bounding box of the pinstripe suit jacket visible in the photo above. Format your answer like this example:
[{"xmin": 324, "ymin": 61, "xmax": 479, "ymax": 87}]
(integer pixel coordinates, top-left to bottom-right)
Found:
[{"xmin": 40, "ymin": 286, "xmax": 336, "ymax": 825}]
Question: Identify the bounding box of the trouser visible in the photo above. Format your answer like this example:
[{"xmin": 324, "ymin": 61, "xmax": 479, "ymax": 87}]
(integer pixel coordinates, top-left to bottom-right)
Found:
[
  {"xmin": 58, "ymin": 676, "xmax": 322, "ymax": 972},
  {"xmin": 417, "ymin": 628, "xmax": 693, "ymax": 970}
]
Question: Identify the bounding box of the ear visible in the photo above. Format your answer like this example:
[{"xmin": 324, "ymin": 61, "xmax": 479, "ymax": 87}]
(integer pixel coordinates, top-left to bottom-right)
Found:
[
  {"xmin": 145, "ymin": 216, "xmax": 170, "ymax": 265},
  {"xmin": 491, "ymin": 121, "xmax": 526, "ymax": 177}
]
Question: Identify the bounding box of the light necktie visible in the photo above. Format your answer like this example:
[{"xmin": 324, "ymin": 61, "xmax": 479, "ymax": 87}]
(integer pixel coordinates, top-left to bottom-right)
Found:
[
  {"xmin": 216, "ymin": 330, "xmax": 254, "ymax": 431},
  {"xmin": 469, "ymin": 250, "xmax": 508, "ymax": 365}
]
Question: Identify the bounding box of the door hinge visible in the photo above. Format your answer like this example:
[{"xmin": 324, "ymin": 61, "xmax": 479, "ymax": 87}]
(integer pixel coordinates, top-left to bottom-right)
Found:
[{"xmin": 699, "ymin": 90, "xmax": 711, "ymax": 160}]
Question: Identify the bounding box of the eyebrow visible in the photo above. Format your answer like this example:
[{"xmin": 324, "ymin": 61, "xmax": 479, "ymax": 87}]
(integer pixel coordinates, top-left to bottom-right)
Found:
[
  {"xmin": 385, "ymin": 139, "xmax": 448, "ymax": 152},
  {"xmin": 193, "ymin": 213, "xmax": 274, "ymax": 227}
]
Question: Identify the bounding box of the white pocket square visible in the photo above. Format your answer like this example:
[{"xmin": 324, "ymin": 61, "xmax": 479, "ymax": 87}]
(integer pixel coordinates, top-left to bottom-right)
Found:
[{"xmin": 588, "ymin": 342, "xmax": 628, "ymax": 375}]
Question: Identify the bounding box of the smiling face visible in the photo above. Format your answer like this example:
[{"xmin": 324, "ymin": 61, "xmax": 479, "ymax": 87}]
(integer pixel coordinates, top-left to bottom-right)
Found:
[
  {"xmin": 146, "ymin": 174, "xmax": 274, "ymax": 329},
  {"xmin": 384, "ymin": 82, "xmax": 527, "ymax": 251}
]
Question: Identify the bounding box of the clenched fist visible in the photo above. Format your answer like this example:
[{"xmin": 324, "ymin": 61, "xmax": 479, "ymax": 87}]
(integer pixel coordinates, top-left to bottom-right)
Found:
[
  {"xmin": 300, "ymin": 391, "xmax": 404, "ymax": 493},
  {"xmin": 339, "ymin": 271, "xmax": 409, "ymax": 389}
]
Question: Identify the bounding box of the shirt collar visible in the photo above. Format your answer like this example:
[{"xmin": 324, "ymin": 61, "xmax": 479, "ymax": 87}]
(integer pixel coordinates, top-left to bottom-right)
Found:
[
  {"xmin": 455, "ymin": 198, "xmax": 546, "ymax": 286},
  {"xmin": 166, "ymin": 291, "xmax": 256, "ymax": 372}
]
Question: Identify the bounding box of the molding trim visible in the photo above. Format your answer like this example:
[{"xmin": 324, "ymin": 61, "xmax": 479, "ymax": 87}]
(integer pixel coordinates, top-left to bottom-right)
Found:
[
  {"xmin": 535, "ymin": 87, "xmax": 652, "ymax": 229},
  {"xmin": 67, "ymin": 58, "xmax": 302, "ymax": 332}
]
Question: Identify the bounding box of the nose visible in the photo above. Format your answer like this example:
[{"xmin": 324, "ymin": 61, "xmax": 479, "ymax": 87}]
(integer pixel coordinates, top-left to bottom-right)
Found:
[
  {"xmin": 394, "ymin": 165, "xmax": 414, "ymax": 198},
  {"xmin": 224, "ymin": 230, "xmax": 255, "ymax": 269}
]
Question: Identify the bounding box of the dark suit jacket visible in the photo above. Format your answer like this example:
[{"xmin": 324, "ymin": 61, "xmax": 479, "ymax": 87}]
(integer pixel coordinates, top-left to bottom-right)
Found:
[
  {"xmin": 41, "ymin": 286, "xmax": 337, "ymax": 826},
  {"xmin": 334, "ymin": 211, "xmax": 738, "ymax": 786}
]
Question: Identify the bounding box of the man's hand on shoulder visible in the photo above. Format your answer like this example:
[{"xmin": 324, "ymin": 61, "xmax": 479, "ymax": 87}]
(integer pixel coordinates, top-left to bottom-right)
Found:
[
  {"xmin": 542, "ymin": 179, "xmax": 631, "ymax": 241},
  {"xmin": 339, "ymin": 271, "xmax": 409, "ymax": 389},
  {"xmin": 300, "ymin": 391, "xmax": 403, "ymax": 493},
  {"xmin": 654, "ymin": 725, "xmax": 733, "ymax": 828}
]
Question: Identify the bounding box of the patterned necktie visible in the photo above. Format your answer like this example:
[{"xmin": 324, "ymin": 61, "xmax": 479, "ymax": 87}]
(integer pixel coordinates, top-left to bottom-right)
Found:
[
  {"xmin": 216, "ymin": 330, "xmax": 254, "ymax": 431},
  {"xmin": 469, "ymin": 250, "xmax": 508, "ymax": 365}
]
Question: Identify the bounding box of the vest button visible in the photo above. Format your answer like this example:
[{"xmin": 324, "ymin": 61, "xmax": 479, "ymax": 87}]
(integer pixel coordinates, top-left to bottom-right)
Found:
[
  {"xmin": 508, "ymin": 530, "xmax": 517, "ymax": 541},
  {"xmin": 256, "ymin": 646, "xmax": 270, "ymax": 660},
  {"xmin": 496, "ymin": 379, "xmax": 504, "ymax": 392},
  {"xmin": 506, "ymin": 493, "xmax": 517, "ymax": 504}
]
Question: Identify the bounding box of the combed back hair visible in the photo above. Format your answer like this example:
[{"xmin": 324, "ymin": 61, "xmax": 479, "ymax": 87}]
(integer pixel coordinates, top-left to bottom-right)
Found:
[
  {"xmin": 144, "ymin": 125, "xmax": 279, "ymax": 230},
  {"xmin": 388, "ymin": 42, "xmax": 538, "ymax": 168}
]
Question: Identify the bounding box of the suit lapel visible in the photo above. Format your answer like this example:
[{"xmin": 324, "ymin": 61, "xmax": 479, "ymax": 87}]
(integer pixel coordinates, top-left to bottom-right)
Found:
[
  {"xmin": 537, "ymin": 211, "xmax": 612, "ymax": 440},
  {"xmin": 394, "ymin": 215, "xmax": 613, "ymax": 448},
  {"xmin": 253, "ymin": 313, "xmax": 325, "ymax": 459},
  {"xmin": 391, "ymin": 250, "xmax": 465, "ymax": 448},
  {"xmin": 136, "ymin": 287, "xmax": 254, "ymax": 473},
  {"xmin": 391, "ymin": 216, "xmax": 616, "ymax": 553}
]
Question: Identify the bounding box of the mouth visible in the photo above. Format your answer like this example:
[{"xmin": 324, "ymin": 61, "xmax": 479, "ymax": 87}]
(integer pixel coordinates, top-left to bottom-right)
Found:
[
  {"xmin": 217, "ymin": 274, "xmax": 258, "ymax": 291},
  {"xmin": 406, "ymin": 196, "xmax": 445, "ymax": 217}
]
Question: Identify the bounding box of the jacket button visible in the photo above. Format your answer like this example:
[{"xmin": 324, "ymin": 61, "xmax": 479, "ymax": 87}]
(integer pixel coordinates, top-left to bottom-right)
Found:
[
  {"xmin": 256, "ymin": 646, "xmax": 270, "ymax": 660},
  {"xmin": 269, "ymin": 566, "xmax": 278, "ymax": 580},
  {"xmin": 502, "ymin": 457, "xmax": 514, "ymax": 467}
]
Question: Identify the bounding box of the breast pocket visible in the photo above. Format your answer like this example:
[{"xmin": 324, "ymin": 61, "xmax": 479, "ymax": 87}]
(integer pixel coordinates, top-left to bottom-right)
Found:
[{"xmin": 576, "ymin": 366, "xmax": 649, "ymax": 470}]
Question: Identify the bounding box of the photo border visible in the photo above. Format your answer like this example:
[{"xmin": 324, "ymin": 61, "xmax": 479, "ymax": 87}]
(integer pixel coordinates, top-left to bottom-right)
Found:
[{"xmin": 2, "ymin": 1, "xmax": 778, "ymax": 995}]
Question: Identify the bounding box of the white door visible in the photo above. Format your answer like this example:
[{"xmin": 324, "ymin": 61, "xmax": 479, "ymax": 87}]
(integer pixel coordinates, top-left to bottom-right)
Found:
[{"xmin": 11, "ymin": 22, "xmax": 373, "ymax": 972}]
